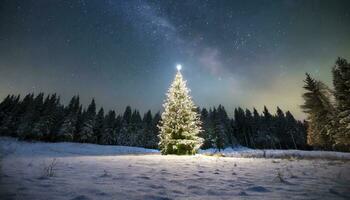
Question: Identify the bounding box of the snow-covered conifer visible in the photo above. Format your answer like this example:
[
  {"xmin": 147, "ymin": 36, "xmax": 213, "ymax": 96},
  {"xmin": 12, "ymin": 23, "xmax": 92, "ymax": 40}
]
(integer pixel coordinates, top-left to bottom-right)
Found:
[
  {"xmin": 301, "ymin": 73, "xmax": 336, "ymax": 150},
  {"xmin": 332, "ymin": 58, "xmax": 350, "ymax": 151},
  {"xmin": 94, "ymin": 108, "xmax": 105, "ymax": 144},
  {"xmin": 79, "ymin": 99, "xmax": 96, "ymax": 143},
  {"xmin": 158, "ymin": 66, "xmax": 202, "ymax": 155},
  {"xmin": 57, "ymin": 96, "xmax": 80, "ymax": 141},
  {"xmin": 101, "ymin": 110, "xmax": 116, "ymax": 145}
]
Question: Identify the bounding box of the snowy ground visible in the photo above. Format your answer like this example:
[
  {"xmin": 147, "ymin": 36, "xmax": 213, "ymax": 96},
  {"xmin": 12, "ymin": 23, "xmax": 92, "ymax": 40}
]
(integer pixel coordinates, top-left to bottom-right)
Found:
[{"xmin": 1, "ymin": 138, "xmax": 350, "ymax": 200}]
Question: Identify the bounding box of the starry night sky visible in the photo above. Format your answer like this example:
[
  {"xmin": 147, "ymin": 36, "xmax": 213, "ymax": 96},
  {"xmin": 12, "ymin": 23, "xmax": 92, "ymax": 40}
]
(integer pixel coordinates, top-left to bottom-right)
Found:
[{"xmin": 0, "ymin": 0, "xmax": 349, "ymax": 119}]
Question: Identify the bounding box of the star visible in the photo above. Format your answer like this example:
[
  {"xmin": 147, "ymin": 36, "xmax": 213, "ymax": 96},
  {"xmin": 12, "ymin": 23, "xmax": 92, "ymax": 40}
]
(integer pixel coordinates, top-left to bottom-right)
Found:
[{"xmin": 176, "ymin": 64, "xmax": 182, "ymax": 71}]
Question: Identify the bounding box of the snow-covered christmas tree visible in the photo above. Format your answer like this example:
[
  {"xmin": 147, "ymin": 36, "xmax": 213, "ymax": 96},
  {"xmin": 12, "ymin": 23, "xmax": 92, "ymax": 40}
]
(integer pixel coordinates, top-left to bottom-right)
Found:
[{"xmin": 158, "ymin": 65, "xmax": 202, "ymax": 155}]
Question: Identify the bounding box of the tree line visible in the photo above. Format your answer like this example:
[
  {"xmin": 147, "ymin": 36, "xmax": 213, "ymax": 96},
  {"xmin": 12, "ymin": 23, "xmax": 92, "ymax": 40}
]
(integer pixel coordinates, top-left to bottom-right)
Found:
[
  {"xmin": 302, "ymin": 57, "xmax": 350, "ymax": 152},
  {"xmin": 0, "ymin": 93, "xmax": 307, "ymax": 150},
  {"xmin": 200, "ymin": 105, "xmax": 307, "ymax": 150},
  {"xmin": 0, "ymin": 95, "xmax": 160, "ymax": 149}
]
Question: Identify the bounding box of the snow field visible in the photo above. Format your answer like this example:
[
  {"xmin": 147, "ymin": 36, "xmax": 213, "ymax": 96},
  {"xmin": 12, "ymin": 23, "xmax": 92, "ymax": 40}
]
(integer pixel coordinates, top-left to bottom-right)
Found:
[{"xmin": 1, "ymin": 138, "xmax": 349, "ymax": 200}]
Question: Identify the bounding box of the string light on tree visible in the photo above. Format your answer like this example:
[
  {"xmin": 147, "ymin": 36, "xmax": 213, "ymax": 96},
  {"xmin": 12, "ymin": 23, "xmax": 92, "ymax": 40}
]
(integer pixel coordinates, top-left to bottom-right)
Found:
[{"xmin": 158, "ymin": 64, "xmax": 203, "ymax": 155}]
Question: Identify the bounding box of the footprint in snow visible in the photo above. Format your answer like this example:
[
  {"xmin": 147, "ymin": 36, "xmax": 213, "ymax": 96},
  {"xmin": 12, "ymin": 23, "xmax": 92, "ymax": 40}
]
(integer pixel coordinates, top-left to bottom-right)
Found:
[
  {"xmin": 149, "ymin": 184, "xmax": 165, "ymax": 189},
  {"xmin": 238, "ymin": 191, "xmax": 248, "ymax": 196},
  {"xmin": 99, "ymin": 170, "xmax": 111, "ymax": 178},
  {"xmin": 187, "ymin": 185, "xmax": 201, "ymax": 190},
  {"xmin": 137, "ymin": 175, "xmax": 151, "ymax": 180},
  {"xmin": 246, "ymin": 186, "xmax": 270, "ymax": 192},
  {"xmin": 172, "ymin": 190, "xmax": 184, "ymax": 194},
  {"xmin": 197, "ymin": 177, "xmax": 213, "ymax": 181},
  {"xmin": 192, "ymin": 173, "xmax": 200, "ymax": 177},
  {"xmin": 206, "ymin": 189, "xmax": 221, "ymax": 195},
  {"xmin": 161, "ymin": 171, "xmax": 171, "ymax": 175},
  {"xmin": 96, "ymin": 192, "xmax": 108, "ymax": 196}
]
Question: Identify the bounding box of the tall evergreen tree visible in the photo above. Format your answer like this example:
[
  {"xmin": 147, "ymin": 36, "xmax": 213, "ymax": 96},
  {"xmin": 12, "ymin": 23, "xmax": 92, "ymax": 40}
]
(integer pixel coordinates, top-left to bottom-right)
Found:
[
  {"xmin": 301, "ymin": 73, "xmax": 336, "ymax": 150},
  {"xmin": 199, "ymin": 108, "xmax": 212, "ymax": 149},
  {"xmin": 158, "ymin": 67, "xmax": 202, "ymax": 155},
  {"xmin": 151, "ymin": 112, "xmax": 161, "ymax": 149},
  {"xmin": 17, "ymin": 93, "xmax": 44, "ymax": 140},
  {"xmin": 217, "ymin": 105, "xmax": 234, "ymax": 146},
  {"xmin": 244, "ymin": 109, "xmax": 254, "ymax": 148},
  {"xmin": 101, "ymin": 110, "xmax": 116, "ymax": 145},
  {"xmin": 211, "ymin": 108, "xmax": 226, "ymax": 151},
  {"xmin": 94, "ymin": 108, "xmax": 105, "ymax": 144},
  {"xmin": 250, "ymin": 107, "xmax": 261, "ymax": 148},
  {"xmin": 140, "ymin": 110, "xmax": 157, "ymax": 148},
  {"xmin": 332, "ymin": 57, "xmax": 350, "ymax": 151},
  {"xmin": 57, "ymin": 96, "xmax": 80, "ymax": 141},
  {"xmin": 263, "ymin": 106, "xmax": 279, "ymax": 148},
  {"xmin": 234, "ymin": 107, "xmax": 246, "ymax": 146},
  {"xmin": 0, "ymin": 95, "xmax": 20, "ymax": 136},
  {"xmin": 32, "ymin": 94, "xmax": 61, "ymax": 141},
  {"xmin": 74, "ymin": 105, "xmax": 83, "ymax": 141},
  {"xmin": 285, "ymin": 111, "xmax": 305, "ymax": 149},
  {"xmin": 274, "ymin": 106, "xmax": 285, "ymax": 149},
  {"xmin": 130, "ymin": 110, "xmax": 142, "ymax": 146},
  {"xmin": 114, "ymin": 115, "xmax": 123, "ymax": 145},
  {"xmin": 79, "ymin": 99, "xmax": 96, "ymax": 143},
  {"xmin": 118, "ymin": 106, "xmax": 132, "ymax": 146}
]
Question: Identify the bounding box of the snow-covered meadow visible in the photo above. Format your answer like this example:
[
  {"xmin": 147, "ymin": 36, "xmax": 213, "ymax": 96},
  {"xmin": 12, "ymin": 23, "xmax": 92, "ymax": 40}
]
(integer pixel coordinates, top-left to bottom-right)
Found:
[{"xmin": 1, "ymin": 137, "xmax": 349, "ymax": 200}]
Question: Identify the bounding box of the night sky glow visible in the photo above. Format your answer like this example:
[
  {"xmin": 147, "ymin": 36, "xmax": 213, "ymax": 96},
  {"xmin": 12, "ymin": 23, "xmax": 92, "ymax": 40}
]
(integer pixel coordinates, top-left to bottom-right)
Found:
[{"xmin": 0, "ymin": 0, "xmax": 349, "ymax": 119}]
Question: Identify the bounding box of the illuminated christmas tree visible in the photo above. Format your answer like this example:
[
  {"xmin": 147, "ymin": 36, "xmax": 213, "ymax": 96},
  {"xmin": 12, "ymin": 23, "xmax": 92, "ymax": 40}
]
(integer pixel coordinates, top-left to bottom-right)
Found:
[{"xmin": 158, "ymin": 65, "xmax": 202, "ymax": 155}]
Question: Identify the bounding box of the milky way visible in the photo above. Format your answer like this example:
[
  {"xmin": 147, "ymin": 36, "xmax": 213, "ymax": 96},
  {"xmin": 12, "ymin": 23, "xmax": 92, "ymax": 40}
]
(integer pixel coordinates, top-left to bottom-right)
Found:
[{"xmin": 0, "ymin": 0, "xmax": 349, "ymax": 119}]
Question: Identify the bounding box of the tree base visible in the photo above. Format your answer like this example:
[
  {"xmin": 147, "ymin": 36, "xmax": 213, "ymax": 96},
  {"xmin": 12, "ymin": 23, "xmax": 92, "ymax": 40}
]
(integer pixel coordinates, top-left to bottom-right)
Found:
[{"xmin": 161, "ymin": 141, "xmax": 198, "ymax": 155}]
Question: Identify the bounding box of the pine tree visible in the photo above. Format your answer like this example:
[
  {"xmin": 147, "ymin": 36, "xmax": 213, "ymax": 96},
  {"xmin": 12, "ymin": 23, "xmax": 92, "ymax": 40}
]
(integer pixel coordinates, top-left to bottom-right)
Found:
[
  {"xmin": 244, "ymin": 109, "xmax": 254, "ymax": 148},
  {"xmin": 79, "ymin": 99, "xmax": 96, "ymax": 143},
  {"xmin": 118, "ymin": 106, "xmax": 132, "ymax": 146},
  {"xmin": 263, "ymin": 106, "xmax": 279, "ymax": 149},
  {"xmin": 199, "ymin": 108, "xmax": 212, "ymax": 149},
  {"xmin": 151, "ymin": 112, "xmax": 161, "ymax": 149},
  {"xmin": 301, "ymin": 73, "xmax": 336, "ymax": 150},
  {"xmin": 57, "ymin": 96, "xmax": 80, "ymax": 141},
  {"xmin": 94, "ymin": 108, "xmax": 105, "ymax": 144},
  {"xmin": 216, "ymin": 105, "xmax": 233, "ymax": 146},
  {"xmin": 0, "ymin": 95, "xmax": 20, "ymax": 136},
  {"xmin": 32, "ymin": 94, "xmax": 61, "ymax": 141},
  {"xmin": 17, "ymin": 93, "xmax": 44, "ymax": 140},
  {"xmin": 332, "ymin": 57, "xmax": 350, "ymax": 151},
  {"xmin": 140, "ymin": 110, "xmax": 157, "ymax": 148},
  {"xmin": 212, "ymin": 108, "xmax": 226, "ymax": 151},
  {"xmin": 130, "ymin": 110, "xmax": 142, "ymax": 146},
  {"xmin": 250, "ymin": 108, "xmax": 261, "ymax": 148},
  {"xmin": 158, "ymin": 67, "xmax": 202, "ymax": 155},
  {"xmin": 274, "ymin": 106, "xmax": 285, "ymax": 149},
  {"xmin": 101, "ymin": 110, "xmax": 116, "ymax": 145},
  {"xmin": 285, "ymin": 111, "xmax": 303, "ymax": 149},
  {"xmin": 234, "ymin": 107, "xmax": 246, "ymax": 146},
  {"xmin": 74, "ymin": 105, "xmax": 83, "ymax": 141},
  {"xmin": 114, "ymin": 115, "xmax": 122, "ymax": 145}
]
